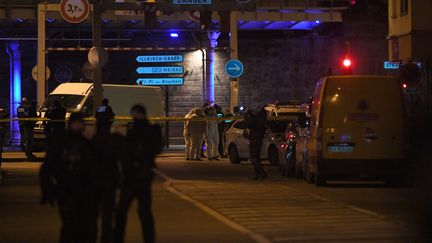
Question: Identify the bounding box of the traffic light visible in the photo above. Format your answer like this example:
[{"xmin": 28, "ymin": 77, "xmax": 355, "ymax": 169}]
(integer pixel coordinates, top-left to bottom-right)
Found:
[
  {"xmin": 402, "ymin": 82, "xmax": 408, "ymax": 89},
  {"xmin": 342, "ymin": 57, "xmax": 352, "ymax": 68}
]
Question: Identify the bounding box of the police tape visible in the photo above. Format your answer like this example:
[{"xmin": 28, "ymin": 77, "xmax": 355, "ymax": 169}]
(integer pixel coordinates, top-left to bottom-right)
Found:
[{"xmin": 0, "ymin": 116, "xmax": 294, "ymax": 123}]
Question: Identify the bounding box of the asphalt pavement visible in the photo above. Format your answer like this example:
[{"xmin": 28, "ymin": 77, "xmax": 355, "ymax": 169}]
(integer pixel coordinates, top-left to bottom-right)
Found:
[{"xmin": 0, "ymin": 152, "xmax": 429, "ymax": 242}]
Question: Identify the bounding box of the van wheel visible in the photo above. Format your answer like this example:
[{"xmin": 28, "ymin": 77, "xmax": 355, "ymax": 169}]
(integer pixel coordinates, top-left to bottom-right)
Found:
[
  {"xmin": 279, "ymin": 163, "xmax": 287, "ymax": 176},
  {"xmin": 228, "ymin": 144, "xmax": 241, "ymax": 164},
  {"xmin": 302, "ymin": 154, "xmax": 308, "ymax": 180},
  {"xmin": 295, "ymin": 164, "xmax": 302, "ymax": 179},
  {"xmin": 268, "ymin": 146, "xmax": 279, "ymax": 166},
  {"xmin": 314, "ymin": 173, "xmax": 326, "ymax": 187},
  {"xmin": 306, "ymin": 171, "xmax": 314, "ymax": 184},
  {"xmin": 386, "ymin": 177, "xmax": 405, "ymax": 187}
]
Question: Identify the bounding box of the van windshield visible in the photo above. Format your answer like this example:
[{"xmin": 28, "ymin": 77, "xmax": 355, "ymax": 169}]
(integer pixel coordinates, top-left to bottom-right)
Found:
[{"xmin": 41, "ymin": 94, "xmax": 85, "ymax": 112}]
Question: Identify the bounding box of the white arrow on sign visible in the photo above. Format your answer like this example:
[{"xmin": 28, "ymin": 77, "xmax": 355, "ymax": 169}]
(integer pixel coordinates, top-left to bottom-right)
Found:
[{"xmin": 228, "ymin": 64, "xmax": 241, "ymax": 72}]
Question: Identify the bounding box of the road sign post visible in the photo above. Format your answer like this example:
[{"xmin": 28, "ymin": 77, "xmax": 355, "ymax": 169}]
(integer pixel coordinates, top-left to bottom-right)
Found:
[
  {"xmin": 136, "ymin": 66, "xmax": 183, "ymax": 74},
  {"xmin": 92, "ymin": 0, "xmax": 102, "ymax": 115},
  {"xmin": 225, "ymin": 59, "xmax": 244, "ymax": 79},
  {"xmin": 136, "ymin": 55, "xmax": 184, "ymax": 63},
  {"xmin": 32, "ymin": 65, "xmax": 51, "ymax": 81},
  {"xmin": 136, "ymin": 78, "xmax": 184, "ymax": 86},
  {"xmin": 60, "ymin": 0, "xmax": 90, "ymax": 24}
]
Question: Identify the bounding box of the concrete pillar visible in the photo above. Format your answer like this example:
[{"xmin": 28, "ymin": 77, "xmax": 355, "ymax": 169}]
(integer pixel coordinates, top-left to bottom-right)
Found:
[
  {"xmin": 7, "ymin": 42, "xmax": 22, "ymax": 142},
  {"xmin": 229, "ymin": 11, "xmax": 239, "ymax": 112},
  {"xmin": 205, "ymin": 31, "xmax": 220, "ymax": 104}
]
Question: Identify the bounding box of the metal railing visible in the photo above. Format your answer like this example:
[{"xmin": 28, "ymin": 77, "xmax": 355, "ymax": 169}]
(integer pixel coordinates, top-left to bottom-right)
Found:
[{"xmin": 255, "ymin": 0, "xmax": 351, "ymax": 10}]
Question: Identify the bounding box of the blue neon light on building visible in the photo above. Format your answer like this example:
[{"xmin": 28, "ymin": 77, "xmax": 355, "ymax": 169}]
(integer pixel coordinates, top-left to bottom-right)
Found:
[
  {"xmin": 7, "ymin": 42, "xmax": 22, "ymax": 143},
  {"xmin": 208, "ymin": 50, "xmax": 215, "ymax": 103}
]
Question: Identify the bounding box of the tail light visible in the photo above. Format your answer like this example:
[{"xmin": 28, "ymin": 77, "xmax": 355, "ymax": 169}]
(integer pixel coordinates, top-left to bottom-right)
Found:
[{"xmin": 286, "ymin": 131, "xmax": 296, "ymax": 141}]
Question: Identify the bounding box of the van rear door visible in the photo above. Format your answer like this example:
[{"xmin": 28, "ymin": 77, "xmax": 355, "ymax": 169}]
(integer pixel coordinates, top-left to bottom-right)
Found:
[{"xmin": 321, "ymin": 76, "xmax": 404, "ymax": 160}]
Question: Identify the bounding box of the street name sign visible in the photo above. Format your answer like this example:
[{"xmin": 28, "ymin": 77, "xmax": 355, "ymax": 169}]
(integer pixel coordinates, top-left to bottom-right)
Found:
[
  {"xmin": 384, "ymin": 61, "xmax": 421, "ymax": 69},
  {"xmin": 60, "ymin": 0, "xmax": 90, "ymax": 24},
  {"xmin": 173, "ymin": 0, "xmax": 212, "ymax": 4},
  {"xmin": 384, "ymin": 61, "xmax": 401, "ymax": 69},
  {"xmin": 225, "ymin": 59, "xmax": 244, "ymax": 78},
  {"xmin": 136, "ymin": 78, "xmax": 184, "ymax": 86},
  {"xmin": 136, "ymin": 66, "xmax": 183, "ymax": 74},
  {"xmin": 136, "ymin": 55, "xmax": 183, "ymax": 63}
]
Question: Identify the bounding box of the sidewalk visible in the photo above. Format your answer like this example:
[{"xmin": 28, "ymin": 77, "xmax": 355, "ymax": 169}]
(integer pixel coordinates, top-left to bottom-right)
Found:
[{"xmin": 1, "ymin": 147, "xmax": 186, "ymax": 162}]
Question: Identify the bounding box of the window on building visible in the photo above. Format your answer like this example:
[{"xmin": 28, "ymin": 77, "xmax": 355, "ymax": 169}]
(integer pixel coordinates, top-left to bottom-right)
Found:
[
  {"xmin": 391, "ymin": 0, "xmax": 397, "ymax": 18},
  {"xmin": 400, "ymin": 0, "xmax": 408, "ymax": 15}
]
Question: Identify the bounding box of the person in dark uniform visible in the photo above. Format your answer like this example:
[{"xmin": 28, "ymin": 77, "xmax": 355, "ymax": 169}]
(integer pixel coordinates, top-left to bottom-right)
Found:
[
  {"xmin": 17, "ymin": 99, "xmax": 37, "ymax": 160},
  {"xmin": 114, "ymin": 104, "xmax": 163, "ymax": 243},
  {"xmin": 0, "ymin": 107, "xmax": 8, "ymax": 182},
  {"xmin": 17, "ymin": 97, "xmax": 29, "ymax": 151},
  {"xmin": 213, "ymin": 104, "xmax": 226, "ymax": 157},
  {"xmin": 45, "ymin": 100, "xmax": 66, "ymax": 141},
  {"xmin": 95, "ymin": 98, "xmax": 115, "ymax": 135},
  {"xmin": 245, "ymin": 107, "xmax": 268, "ymax": 180},
  {"xmin": 92, "ymin": 104, "xmax": 122, "ymax": 243},
  {"xmin": 40, "ymin": 112, "xmax": 97, "ymax": 243}
]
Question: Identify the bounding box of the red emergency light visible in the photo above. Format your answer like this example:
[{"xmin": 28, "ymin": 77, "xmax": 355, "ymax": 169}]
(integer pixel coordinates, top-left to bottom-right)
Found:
[{"xmin": 342, "ymin": 57, "xmax": 352, "ymax": 68}]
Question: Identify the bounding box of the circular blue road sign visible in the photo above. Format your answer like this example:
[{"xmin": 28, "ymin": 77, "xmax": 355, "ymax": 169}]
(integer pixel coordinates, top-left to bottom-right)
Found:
[{"xmin": 225, "ymin": 59, "xmax": 244, "ymax": 78}]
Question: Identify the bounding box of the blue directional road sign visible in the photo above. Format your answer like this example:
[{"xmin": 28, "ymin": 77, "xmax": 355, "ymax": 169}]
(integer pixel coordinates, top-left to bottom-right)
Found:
[
  {"xmin": 173, "ymin": 0, "xmax": 212, "ymax": 5},
  {"xmin": 225, "ymin": 59, "xmax": 244, "ymax": 78},
  {"xmin": 136, "ymin": 66, "xmax": 183, "ymax": 74},
  {"xmin": 136, "ymin": 55, "xmax": 183, "ymax": 63},
  {"xmin": 136, "ymin": 78, "xmax": 184, "ymax": 86}
]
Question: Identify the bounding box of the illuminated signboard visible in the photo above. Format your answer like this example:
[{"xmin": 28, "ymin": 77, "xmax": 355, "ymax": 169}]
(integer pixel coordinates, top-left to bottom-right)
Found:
[
  {"xmin": 136, "ymin": 78, "xmax": 184, "ymax": 86},
  {"xmin": 173, "ymin": 0, "xmax": 212, "ymax": 5},
  {"xmin": 136, "ymin": 55, "xmax": 183, "ymax": 63},
  {"xmin": 136, "ymin": 66, "xmax": 183, "ymax": 74},
  {"xmin": 384, "ymin": 61, "xmax": 401, "ymax": 69},
  {"xmin": 384, "ymin": 61, "xmax": 422, "ymax": 69}
]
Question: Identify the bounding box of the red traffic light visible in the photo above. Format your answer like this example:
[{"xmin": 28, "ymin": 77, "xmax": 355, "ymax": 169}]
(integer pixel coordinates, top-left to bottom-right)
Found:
[
  {"xmin": 402, "ymin": 83, "xmax": 408, "ymax": 89},
  {"xmin": 342, "ymin": 57, "xmax": 352, "ymax": 68}
]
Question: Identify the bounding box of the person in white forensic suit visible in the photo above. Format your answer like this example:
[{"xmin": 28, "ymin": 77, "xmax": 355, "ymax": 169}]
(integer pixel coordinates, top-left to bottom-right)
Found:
[{"xmin": 183, "ymin": 109, "xmax": 195, "ymax": 160}]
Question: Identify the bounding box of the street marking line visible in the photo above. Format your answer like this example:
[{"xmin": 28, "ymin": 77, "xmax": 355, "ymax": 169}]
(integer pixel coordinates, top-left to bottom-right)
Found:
[
  {"xmin": 280, "ymin": 185, "xmax": 400, "ymax": 223},
  {"xmin": 154, "ymin": 169, "xmax": 273, "ymax": 243}
]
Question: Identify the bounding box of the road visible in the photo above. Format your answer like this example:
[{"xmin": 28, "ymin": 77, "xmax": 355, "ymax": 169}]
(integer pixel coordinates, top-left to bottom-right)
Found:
[{"xmin": 0, "ymin": 153, "xmax": 429, "ymax": 242}]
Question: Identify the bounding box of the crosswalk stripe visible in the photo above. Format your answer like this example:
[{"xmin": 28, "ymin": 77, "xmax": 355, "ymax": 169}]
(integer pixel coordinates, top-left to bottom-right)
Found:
[{"xmin": 156, "ymin": 172, "xmax": 420, "ymax": 242}]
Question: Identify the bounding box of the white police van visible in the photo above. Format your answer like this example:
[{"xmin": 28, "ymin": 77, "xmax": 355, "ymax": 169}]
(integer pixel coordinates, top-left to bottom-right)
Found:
[{"xmin": 34, "ymin": 83, "xmax": 165, "ymax": 146}]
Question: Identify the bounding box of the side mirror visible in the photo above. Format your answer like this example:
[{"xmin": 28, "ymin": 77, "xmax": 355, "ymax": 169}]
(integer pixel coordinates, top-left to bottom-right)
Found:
[
  {"xmin": 242, "ymin": 130, "xmax": 249, "ymax": 139},
  {"xmin": 298, "ymin": 116, "xmax": 306, "ymax": 128},
  {"xmin": 305, "ymin": 118, "xmax": 310, "ymax": 127}
]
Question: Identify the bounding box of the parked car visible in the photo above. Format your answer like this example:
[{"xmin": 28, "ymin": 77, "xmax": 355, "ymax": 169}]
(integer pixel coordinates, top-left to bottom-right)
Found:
[
  {"xmin": 264, "ymin": 103, "xmax": 308, "ymax": 117},
  {"xmin": 278, "ymin": 121, "xmax": 309, "ymax": 178},
  {"xmin": 225, "ymin": 119, "xmax": 286, "ymax": 165},
  {"xmin": 306, "ymin": 75, "xmax": 407, "ymax": 186}
]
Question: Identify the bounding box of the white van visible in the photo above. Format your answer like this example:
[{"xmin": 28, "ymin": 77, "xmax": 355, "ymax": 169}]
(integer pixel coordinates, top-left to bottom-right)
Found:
[
  {"xmin": 306, "ymin": 75, "xmax": 406, "ymax": 186},
  {"xmin": 35, "ymin": 83, "xmax": 165, "ymax": 145}
]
